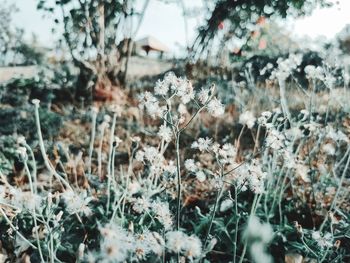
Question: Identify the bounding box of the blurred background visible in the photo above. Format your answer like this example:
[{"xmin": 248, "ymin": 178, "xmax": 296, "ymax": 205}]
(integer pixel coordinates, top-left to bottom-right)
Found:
[{"xmin": 1, "ymin": 0, "xmax": 350, "ymax": 104}]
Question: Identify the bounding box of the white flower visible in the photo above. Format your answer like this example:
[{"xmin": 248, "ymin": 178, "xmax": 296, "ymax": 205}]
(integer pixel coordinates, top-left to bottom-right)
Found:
[
  {"xmin": 128, "ymin": 181, "xmax": 141, "ymax": 195},
  {"xmin": 265, "ymin": 129, "xmax": 285, "ymax": 150},
  {"xmin": 17, "ymin": 135, "xmax": 26, "ymax": 145},
  {"xmin": 154, "ymin": 79, "xmax": 169, "ymax": 95},
  {"xmin": 135, "ymin": 150, "xmax": 145, "ymax": 162},
  {"xmin": 8, "ymin": 188, "xmax": 42, "ymax": 212},
  {"xmin": 304, "ymin": 65, "xmax": 324, "ymax": 80},
  {"xmin": 207, "ymin": 98, "xmax": 225, "ymax": 117},
  {"xmin": 195, "ymin": 171, "xmax": 206, "ymax": 182},
  {"xmin": 184, "ymin": 159, "xmax": 197, "ymax": 172},
  {"xmin": 134, "ymin": 231, "xmax": 163, "ymax": 259},
  {"xmin": 164, "ymin": 71, "xmax": 177, "ymax": 84},
  {"xmin": 157, "ymin": 124, "xmax": 172, "ymax": 142},
  {"xmin": 191, "ymin": 137, "xmax": 212, "ymax": 152},
  {"xmin": 61, "ymin": 190, "xmax": 92, "ymax": 216},
  {"xmin": 326, "ymin": 127, "xmax": 349, "ymax": 143},
  {"xmin": 220, "ymin": 199, "xmax": 233, "ymax": 212},
  {"xmin": 166, "ymin": 231, "xmax": 185, "ymax": 253},
  {"xmin": 258, "ymin": 111, "xmax": 272, "ymax": 126},
  {"xmin": 31, "ymin": 99, "xmax": 40, "ymax": 106},
  {"xmin": 322, "ymin": 143, "xmax": 336, "ymax": 156},
  {"xmin": 172, "ymin": 77, "xmax": 195, "ymax": 104},
  {"xmin": 244, "ymin": 216, "xmax": 273, "ymax": 244},
  {"xmin": 139, "ymin": 92, "xmax": 165, "ymax": 119},
  {"xmin": 197, "ymin": 88, "xmax": 210, "ymax": 104},
  {"xmin": 271, "ymin": 53, "xmax": 302, "ymax": 81},
  {"xmin": 178, "ymin": 103, "xmax": 188, "ymax": 115},
  {"xmin": 164, "ymin": 160, "xmax": 177, "ymax": 174},
  {"xmin": 132, "ymin": 197, "xmax": 151, "ymax": 214},
  {"xmin": 283, "ymin": 150, "xmax": 296, "ymax": 169},
  {"xmin": 166, "ymin": 231, "xmax": 202, "ymax": 259},
  {"xmin": 16, "ymin": 147, "xmax": 27, "ymax": 160},
  {"xmin": 103, "ymin": 115, "xmax": 111, "ymax": 123},
  {"xmin": 238, "ymin": 160, "xmax": 267, "ymax": 193},
  {"xmin": 109, "ymin": 104, "xmax": 123, "ymax": 117},
  {"xmin": 151, "ymin": 200, "xmax": 173, "ymax": 230},
  {"xmin": 239, "ymin": 111, "xmax": 256, "ymax": 129},
  {"xmin": 143, "ymin": 146, "xmax": 160, "ymax": 162},
  {"xmin": 183, "ymin": 235, "xmax": 202, "ymax": 259},
  {"xmin": 250, "ymin": 242, "xmax": 273, "ymax": 263},
  {"xmin": 99, "ymin": 223, "xmax": 134, "ymax": 262},
  {"xmin": 144, "ymin": 231, "xmax": 165, "ymax": 256},
  {"xmin": 312, "ymin": 231, "xmax": 333, "ymax": 248},
  {"xmin": 218, "ymin": 143, "xmax": 237, "ymax": 164}
]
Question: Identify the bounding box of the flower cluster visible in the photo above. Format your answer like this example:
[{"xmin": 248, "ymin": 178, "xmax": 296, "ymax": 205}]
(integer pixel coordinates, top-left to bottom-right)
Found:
[
  {"xmin": 165, "ymin": 231, "xmax": 202, "ymax": 259},
  {"xmin": 95, "ymin": 223, "xmax": 164, "ymax": 262},
  {"xmin": 270, "ymin": 53, "xmax": 302, "ymax": 81},
  {"xmin": 139, "ymin": 72, "xmax": 225, "ymax": 125}
]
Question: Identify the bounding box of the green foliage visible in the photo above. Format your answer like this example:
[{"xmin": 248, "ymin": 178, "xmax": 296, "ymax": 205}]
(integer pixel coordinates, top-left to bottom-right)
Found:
[
  {"xmin": 0, "ymin": 2, "xmax": 44, "ymax": 66},
  {"xmin": 193, "ymin": 0, "xmax": 331, "ymax": 55}
]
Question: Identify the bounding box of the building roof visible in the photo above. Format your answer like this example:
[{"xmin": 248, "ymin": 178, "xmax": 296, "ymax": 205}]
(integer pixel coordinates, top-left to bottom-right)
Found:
[{"xmin": 136, "ymin": 36, "xmax": 170, "ymax": 52}]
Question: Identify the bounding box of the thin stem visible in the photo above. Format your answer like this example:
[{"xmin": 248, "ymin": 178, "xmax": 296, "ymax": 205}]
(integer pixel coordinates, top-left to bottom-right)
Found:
[
  {"xmin": 34, "ymin": 104, "xmax": 72, "ymax": 191},
  {"xmin": 97, "ymin": 123, "xmax": 107, "ymax": 180},
  {"xmin": 278, "ymin": 78, "xmax": 292, "ymax": 122},
  {"xmin": 24, "ymin": 161, "xmax": 45, "ymax": 263},
  {"xmin": 203, "ymin": 167, "xmax": 224, "ymax": 249},
  {"xmin": 238, "ymin": 194, "xmax": 259, "ymax": 263},
  {"xmin": 320, "ymin": 146, "xmax": 350, "ymax": 232},
  {"xmin": 175, "ymin": 132, "xmax": 182, "ymax": 231},
  {"xmin": 233, "ymin": 188, "xmax": 239, "ymax": 263},
  {"xmin": 0, "ymin": 207, "xmax": 37, "ymax": 249},
  {"xmin": 88, "ymin": 109, "xmax": 97, "ymax": 175},
  {"xmin": 106, "ymin": 113, "xmax": 117, "ymax": 215}
]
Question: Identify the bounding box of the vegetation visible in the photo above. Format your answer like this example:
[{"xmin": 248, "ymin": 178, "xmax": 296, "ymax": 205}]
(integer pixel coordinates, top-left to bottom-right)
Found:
[{"xmin": 0, "ymin": 0, "xmax": 350, "ymax": 262}]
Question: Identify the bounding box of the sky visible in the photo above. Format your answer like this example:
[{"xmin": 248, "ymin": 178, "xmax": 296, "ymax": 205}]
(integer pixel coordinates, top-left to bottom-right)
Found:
[{"xmin": 7, "ymin": 0, "xmax": 350, "ymax": 55}]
